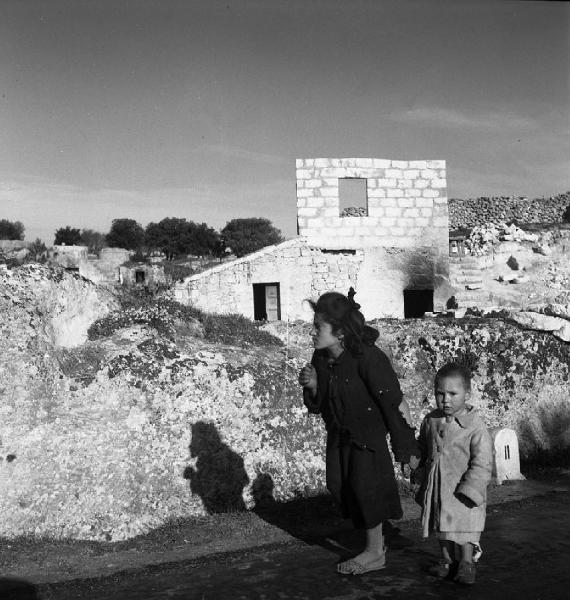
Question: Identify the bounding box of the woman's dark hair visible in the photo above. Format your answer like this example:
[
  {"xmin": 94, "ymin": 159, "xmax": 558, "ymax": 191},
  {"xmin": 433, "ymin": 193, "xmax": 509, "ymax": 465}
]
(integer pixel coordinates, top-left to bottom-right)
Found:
[
  {"xmin": 434, "ymin": 362, "xmax": 472, "ymax": 391},
  {"xmin": 309, "ymin": 289, "xmax": 378, "ymax": 355}
]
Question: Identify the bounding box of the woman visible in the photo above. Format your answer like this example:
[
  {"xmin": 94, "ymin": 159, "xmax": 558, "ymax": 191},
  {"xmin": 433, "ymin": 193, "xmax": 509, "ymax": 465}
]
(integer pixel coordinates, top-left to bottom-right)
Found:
[{"xmin": 298, "ymin": 289, "xmax": 417, "ymax": 575}]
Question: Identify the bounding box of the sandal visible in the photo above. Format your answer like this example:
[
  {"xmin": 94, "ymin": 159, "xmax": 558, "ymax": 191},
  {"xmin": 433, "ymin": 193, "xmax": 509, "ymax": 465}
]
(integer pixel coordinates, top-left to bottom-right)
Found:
[{"xmin": 337, "ymin": 555, "xmax": 386, "ymax": 575}]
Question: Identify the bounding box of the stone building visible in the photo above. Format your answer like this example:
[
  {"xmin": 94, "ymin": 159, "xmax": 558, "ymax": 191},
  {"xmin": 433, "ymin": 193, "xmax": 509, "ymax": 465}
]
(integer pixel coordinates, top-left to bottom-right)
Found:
[{"xmin": 174, "ymin": 158, "xmax": 451, "ymax": 321}]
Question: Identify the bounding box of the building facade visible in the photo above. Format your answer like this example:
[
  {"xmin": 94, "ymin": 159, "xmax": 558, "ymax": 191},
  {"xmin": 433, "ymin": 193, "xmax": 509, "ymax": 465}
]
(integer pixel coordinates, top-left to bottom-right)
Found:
[{"xmin": 174, "ymin": 158, "xmax": 451, "ymax": 321}]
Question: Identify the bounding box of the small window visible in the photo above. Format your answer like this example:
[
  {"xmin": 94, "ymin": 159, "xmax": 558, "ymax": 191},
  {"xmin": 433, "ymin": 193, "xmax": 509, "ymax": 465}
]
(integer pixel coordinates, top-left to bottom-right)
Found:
[
  {"xmin": 339, "ymin": 178, "xmax": 368, "ymax": 217},
  {"xmin": 404, "ymin": 289, "xmax": 434, "ymax": 318},
  {"xmin": 504, "ymin": 445, "xmax": 511, "ymax": 460},
  {"xmin": 135, "ymin": 270, "xmax": 145, "ymax": 283}
]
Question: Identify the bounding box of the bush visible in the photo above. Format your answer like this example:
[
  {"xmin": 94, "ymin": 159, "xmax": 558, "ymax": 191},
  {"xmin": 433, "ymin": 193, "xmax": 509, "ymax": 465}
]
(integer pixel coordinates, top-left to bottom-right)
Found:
[{"xmin": 88, "ymin": 295, "xmax": 283, "ymax": 348}]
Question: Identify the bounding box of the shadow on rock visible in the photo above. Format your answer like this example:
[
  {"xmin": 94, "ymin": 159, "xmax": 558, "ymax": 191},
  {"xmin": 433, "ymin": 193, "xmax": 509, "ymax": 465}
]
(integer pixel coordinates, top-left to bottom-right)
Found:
[
  {"xmin": 251, "ymin": 473, "xmax": 413, "ymax": 559},
  {"xmin": 0, "ymin": 578, "xmax": 39, "ymax": 600},
  {"xmin": 184, "ymin": 421, "xmax": 249, "ymax": 513}
]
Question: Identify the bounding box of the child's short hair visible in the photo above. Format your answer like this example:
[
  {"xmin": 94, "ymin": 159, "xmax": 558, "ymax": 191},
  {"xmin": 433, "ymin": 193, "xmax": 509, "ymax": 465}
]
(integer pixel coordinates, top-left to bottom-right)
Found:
[{"xmin": 435, "ymin": 362, "xmax": 472, "ymax": 391}]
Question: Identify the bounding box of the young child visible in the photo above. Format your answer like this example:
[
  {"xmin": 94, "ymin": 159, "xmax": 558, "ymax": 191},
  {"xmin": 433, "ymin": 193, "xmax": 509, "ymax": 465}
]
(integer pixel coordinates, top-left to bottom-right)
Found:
[{"xmin": 415, "ymin": 362, "xmax": 492, "ymax": 585}]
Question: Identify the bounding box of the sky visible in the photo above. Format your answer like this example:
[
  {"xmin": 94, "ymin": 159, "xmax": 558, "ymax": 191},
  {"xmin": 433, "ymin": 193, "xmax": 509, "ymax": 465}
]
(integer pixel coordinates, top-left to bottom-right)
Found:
[{"xmin": 0, "ymin": 0, "xmax": 568, "ymax": 244}]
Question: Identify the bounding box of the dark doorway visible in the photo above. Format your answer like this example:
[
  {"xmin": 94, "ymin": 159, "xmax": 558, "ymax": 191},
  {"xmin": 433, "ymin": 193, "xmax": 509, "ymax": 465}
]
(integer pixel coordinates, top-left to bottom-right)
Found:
[
  {"xmin": 403, "ymin": 289, "xmax": 434, "ymax": 318},
  {"xmin": 135, "ymin": 270, "xmax": 145, "ymax": 283},
  {"xmin": 253, "ymin": 283, "xmax": 281, "ymax": 321}
]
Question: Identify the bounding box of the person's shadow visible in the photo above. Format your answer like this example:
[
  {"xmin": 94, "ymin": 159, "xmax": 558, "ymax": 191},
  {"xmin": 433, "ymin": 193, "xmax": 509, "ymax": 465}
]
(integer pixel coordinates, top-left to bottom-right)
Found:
[
  {"xmin": 251, "ymin": 473, "xmax": 414, "ymax": 560},
  {"xmin": 184, "ymin": 421, "xmax": 249, "ymax": 513},
  {"xmin": 0, "ymin": 578, "xmax": 39, "ymax": 600}
]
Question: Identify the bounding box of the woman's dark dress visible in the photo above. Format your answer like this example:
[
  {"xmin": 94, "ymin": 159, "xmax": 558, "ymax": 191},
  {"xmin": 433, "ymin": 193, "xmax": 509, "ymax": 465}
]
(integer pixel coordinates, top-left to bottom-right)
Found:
[{"xmin": 303, "ymin": 344, "xmax": 416, "ymax": 528}]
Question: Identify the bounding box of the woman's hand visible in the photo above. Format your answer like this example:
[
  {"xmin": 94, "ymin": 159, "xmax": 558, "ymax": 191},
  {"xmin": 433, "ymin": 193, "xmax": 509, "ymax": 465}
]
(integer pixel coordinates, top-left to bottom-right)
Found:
[
  {"xmin": 397, "ymin": 398, "xmax": 414, "ymax": 428},
  {"xmin": 298, "ymin": 363, "xmax": 317, "ymax": 395}
]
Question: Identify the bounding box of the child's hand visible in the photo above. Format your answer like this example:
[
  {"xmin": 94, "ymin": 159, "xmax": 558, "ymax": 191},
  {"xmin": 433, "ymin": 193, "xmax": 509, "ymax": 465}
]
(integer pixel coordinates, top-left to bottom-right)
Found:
[
  {"xmin": 298, "ymin": 363, "xmax": 317, "ymax": 393},
  {"xmin": 409, "ymin": 455, "xmax": 421, "ymax": 470},
  {"xmin": 455, "ymin": 491, "xmax": 476, "ymax": 508}
]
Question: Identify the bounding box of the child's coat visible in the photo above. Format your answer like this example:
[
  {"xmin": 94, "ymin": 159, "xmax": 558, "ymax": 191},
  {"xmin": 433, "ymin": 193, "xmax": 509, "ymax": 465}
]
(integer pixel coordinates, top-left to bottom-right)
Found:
[{"xmin": 416, "ymin": 406, "xmax": 492, "ymax": 538}]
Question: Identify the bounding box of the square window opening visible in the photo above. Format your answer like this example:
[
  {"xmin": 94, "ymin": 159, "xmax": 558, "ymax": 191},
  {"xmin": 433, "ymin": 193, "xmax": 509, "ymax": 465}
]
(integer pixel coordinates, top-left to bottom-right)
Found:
[
  {"xmin": 404, "ymin": 289, "xmax": 434, "ymax": 318},
  {"xmin": 339, "ymin": 178, "xmax": 368, "ymax": 217}
]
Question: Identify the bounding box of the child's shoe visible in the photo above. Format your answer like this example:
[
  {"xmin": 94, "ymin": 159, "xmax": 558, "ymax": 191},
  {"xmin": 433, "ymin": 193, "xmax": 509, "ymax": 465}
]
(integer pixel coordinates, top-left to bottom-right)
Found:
[
  {"xmin": 427, "ymin": 559, "xmax": 454, "ymax": 578},
  {"xmin": 454, "ymin": 561, "xmax": 476, "ymax": 585}
]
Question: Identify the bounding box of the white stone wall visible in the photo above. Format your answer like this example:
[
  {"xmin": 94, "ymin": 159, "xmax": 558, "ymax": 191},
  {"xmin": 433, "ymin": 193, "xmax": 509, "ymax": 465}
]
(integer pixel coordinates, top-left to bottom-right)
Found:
[
  {"xmin": 174, "ymin": 239, "xmax": 366, "ymax": 321},
  {"xmin": 296, "ymin": 157, "xmax": 448, "ymax": 250}
]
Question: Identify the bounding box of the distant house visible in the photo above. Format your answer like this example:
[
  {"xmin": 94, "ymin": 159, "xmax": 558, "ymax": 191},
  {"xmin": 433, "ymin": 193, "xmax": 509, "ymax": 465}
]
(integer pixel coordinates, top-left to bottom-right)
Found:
[{"xmin": 174, "ymin": 158, "xmax": 451, "ymax": 321}]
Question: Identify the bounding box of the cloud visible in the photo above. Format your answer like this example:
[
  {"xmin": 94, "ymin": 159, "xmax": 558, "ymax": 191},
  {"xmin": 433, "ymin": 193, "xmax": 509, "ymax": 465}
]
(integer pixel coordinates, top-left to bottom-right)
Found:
[{"xmin": 390, "ymin": 107, "xmax": 537, "ymax": 131}]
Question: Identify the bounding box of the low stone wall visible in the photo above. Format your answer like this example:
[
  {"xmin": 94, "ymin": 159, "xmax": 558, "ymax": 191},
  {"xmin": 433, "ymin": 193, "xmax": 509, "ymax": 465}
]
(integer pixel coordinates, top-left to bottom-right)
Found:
[{"xmin": 449, "ymin": 192, "xmax": 570, "ymax": 229}]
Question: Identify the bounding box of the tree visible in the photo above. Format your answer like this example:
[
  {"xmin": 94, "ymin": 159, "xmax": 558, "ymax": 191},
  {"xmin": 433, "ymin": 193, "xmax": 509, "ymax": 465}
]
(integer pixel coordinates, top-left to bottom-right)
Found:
[
  {"xmin": 54, "ymin": 226, "xmax": 81, "ymax": 246},
  {"xmin": 27, "ymin": 238, "xmax": 47, "ymax": 262},
  {"xmin": 220, "ymin": 218, "xmax": 283, "ymax": 258},
  {"xmin": 106, "ymin": 218, "xmax": 145, "ymax": 251},
  {"xmin": 0, "ymin": 219, "xmax": 25, "ymax": 240},
  {"xmin": 80, "ymin": 229, "xmax": 107, "ymax": 254},
  {"xmin": 145, "ymin": 218, "xmax": 219, "ymax": 260}
]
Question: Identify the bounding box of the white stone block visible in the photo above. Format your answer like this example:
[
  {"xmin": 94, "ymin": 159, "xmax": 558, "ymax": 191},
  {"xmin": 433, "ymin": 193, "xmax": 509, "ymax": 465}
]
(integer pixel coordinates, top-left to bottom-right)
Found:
[
  {"xmin": 307, "ymin": 197, "xmax": 325, "ymax": 208},
  {"xmin": 427, "ymin": 160, "xmax": 446, "ymax": 169},
  {"xmin": 398, "ymin": 198, "xmax": 414, "ymax": 207},
  {"xmin": 297, "ymin": 198, "xmax": 307, "ymax": 208},
  {"xmin": 403, "ymin": 169, "xmax": 420, "ymax": 179},
  {"xmin": 391, "ymin": 160, "xmax": 408, "ymax": 169},
  {"xmin": 297, "ymin": 207, "xmax": 317, "ymax": 217},
  {"xmin": 433, "ymin": 217, "xmax": 448, "ymax": 227},
  {"xmin": 296, "ymin": 169, "xmax": 312, "ymax": 180},
  {"xmin": 423, "ymin": 189, "xmax": 439, "ymax": 198},
  {"xmin": 297, "ymin": 188, "xmax": 313, "ymax": 198},
  {"xmin": 304, "ymin": 159, "xmax": 314, "ymax": 167},
  {"xmin": 415, "ymin": 217, "xmax": 430, "ymax": 227},
  {"xmin": 415, "ymin": 197, "xmax": 434, "ymax": 207},
  {"xmin": 322, "ymin": 207, "xmax": 340, "ymax": 217},
  {"xmin": 324, "ymin": 178, "xmax": 339, "ymax": 187},
  {"xmin": 372, "ymin": 159, "xmax": 391, "ymax": 168},
  {"xmin": 320, "ymin": 167, "xmax": 345, "ymax": 178},
  {"xmin": 356, "ymin": 158, "xmax": 373, "ymax": 167},
  {"xmin": 405, "ymin": 188, "xmax": 421, "ymax": 197},
  {"xmin": 386, "ymin": 169, "xmax": 403, "ymax": 179},
  {"xmin": 316, "ymin": 186, "xmax": 338, "ymax": 197},
  {"xmin": 382, "ymin": 197, "xmax": 397, "ymax": 207},
  {"xmin": 368, "ymin": 206, "xmax": 385, "ymax": 217},
  {"xmin": 403, "ymin": 208, "xmax": 420, "ymax": 217},
  {"xmin": 382, "ymin": 217, "xmax": 396, "ymax": 226},
  {"xmin": 414, "ymin": 179, "xmax": 429, "ymax": 189},
  {"xmin": 314, "ymin": 158, "xmax": 330, "ymax": 168},
  {"xmin": 375, "ymin": 178, "xmax": 396, "ymax": 188},
  {"xmin": 434, "ymin": 196, "xmax": 448, "ymax": 204},
  {"xmin": 367, "ymin": 178, "xmax": 377, "ymax": 188},
  {"xmin": 397, "ymin": 179, "xmax": 412, "ymax": 188},
  {"xmin": 421, "ymin": 169, "xmax": 437, "ymax": 179},
  {"xmin": 431, "ymin": 178, "xmax": 446, "ymax": 188},
  {"xmin": 420, "ymin": 207, "xmax": 433, "ymax": 217},
  {"xmin": 398, "ymin": 218, "xmax": 415, "ymax": 227},
  {"xmin": 368, "ymin": 188, "xmax": 386, "ymax": 198},
  {"xmin": 391, "ymin": 226, "xmax": 405, "ymax": 236},
  {"xmin": 386, "ymin": 207, "xmax": 402, "ymax": 217},
  {"xmin": 387, "ymin": 188, "xmax": 404, "ymax": 197},
  {"xmin": 324, "ymin": 197, "xmax": 339, "ymax": 207},
  {"xmin": 409, "ymin": 160, "xmax": 427, "ymax": 169},
  {"xmin": 306, "ymin": 179, "xmax": 323, "ymax": 188},
  {"xmin": 296, "ymin": 159, "xmax": 304, "ymax": 168}
]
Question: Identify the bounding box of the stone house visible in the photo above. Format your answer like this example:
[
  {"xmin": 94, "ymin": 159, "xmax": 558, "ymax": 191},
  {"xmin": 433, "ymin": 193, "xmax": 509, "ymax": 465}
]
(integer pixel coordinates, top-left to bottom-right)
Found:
[{"xmin": 174, "ymin": 158, "xmax": 451, "ymax": 321}]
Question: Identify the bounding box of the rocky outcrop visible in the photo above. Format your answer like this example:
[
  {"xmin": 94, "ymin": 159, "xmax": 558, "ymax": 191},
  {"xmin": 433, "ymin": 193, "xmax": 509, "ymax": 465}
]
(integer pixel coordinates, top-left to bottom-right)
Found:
[
  {"xmin": 0, "ymin": 263, "xmax": 568, "ymax": 542},
  {"xmin": 449, "ymin": 192, "xmax": 570, "ymax": 229}
]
